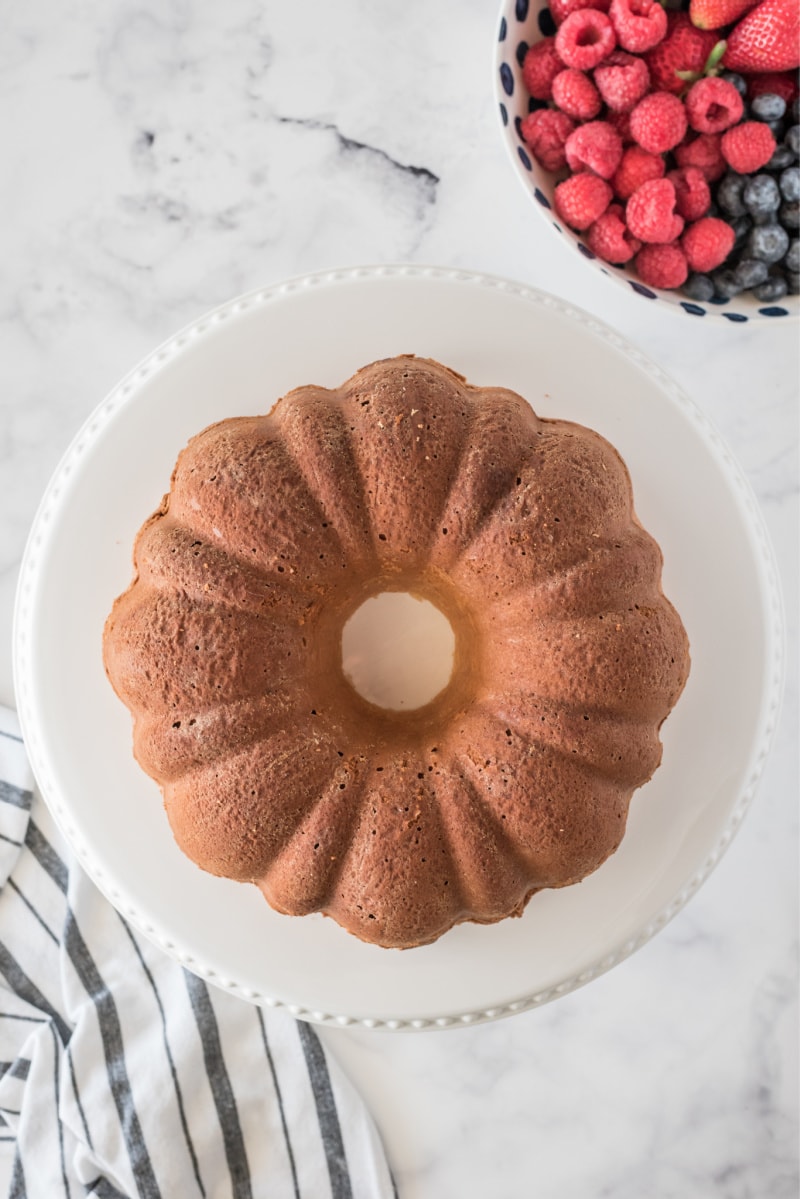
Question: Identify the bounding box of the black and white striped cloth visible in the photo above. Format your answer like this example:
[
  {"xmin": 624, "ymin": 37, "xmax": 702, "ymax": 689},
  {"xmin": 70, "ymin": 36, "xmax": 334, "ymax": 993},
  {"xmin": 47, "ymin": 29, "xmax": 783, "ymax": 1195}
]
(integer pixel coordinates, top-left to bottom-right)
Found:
[{"xmin": 0, "ymin": 706, "xmax": 396, "ymax": 1198}]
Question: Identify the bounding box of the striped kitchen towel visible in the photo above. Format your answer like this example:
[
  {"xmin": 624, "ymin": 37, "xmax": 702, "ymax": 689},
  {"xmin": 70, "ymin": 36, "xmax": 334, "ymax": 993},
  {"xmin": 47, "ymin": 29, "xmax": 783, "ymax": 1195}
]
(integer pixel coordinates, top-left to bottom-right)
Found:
[{"xmin": 0, "ymin": 706, "xmax": 396, "ymax": 1199}]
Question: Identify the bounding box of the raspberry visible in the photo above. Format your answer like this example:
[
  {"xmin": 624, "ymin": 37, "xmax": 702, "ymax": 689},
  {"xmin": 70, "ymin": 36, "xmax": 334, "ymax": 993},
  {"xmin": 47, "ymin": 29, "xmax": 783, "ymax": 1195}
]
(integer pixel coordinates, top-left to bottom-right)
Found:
[
  {"xmin": 552, "ymin": 69, "xmax": 603, "ymax": 119},
  {"xmin": 674, "ymin": 132, "xmax": 726, "ymax": 181},
  {"xmin": 550, "ymin": 0, "xmax": 612, "ymax": 25},
  {"xmin": 606, "ymin": 109, "xmax": 634, "ymax": 142},
  {"xmin": 520, "ymin": 108, "xmax": 577, "ymax": 171},
  {"xmin": 645, "ymin": 13, "xmax": 718, "ymax": 95},
  {"xmin": 681, "ymin": 216, "xmax": 736, "ymax": 271},
  {"xmin": 555, "ymin": 10, "xmax": 617, "ymax": 70},
  {"xmin": 554, "ymin": 172, "xmax": 614, "ymax": 229},
  {"xmin": 685, "ymin": 78, "xmax": 744, "ymax": 133},
  {"xmin": 594, "ymin": 51, "xmax": 651, "ymax": 112},
  {"xmin": 612, "ymin": 145, "xmax": 666, "ymax": 200},
  {"xmin": 667, "ymin": 166, "xmax": 712, "ymax": 220},
  {"xmin": 587, "ymin": 203, "xmax": 642, "ymax": 261},
  {"xmin": 626, "ymin": 177, "xmax": 684, "ymax": 241},
  {"xmin": 522, "ymin": 38, "xmax": 565, "ymax": 101},
  {"xmin": 609, "ymin": 0, "xmax": 668, "ymax": 54},
  {"xmin": 721, "ymin": 121, "xmax": 778, "ymax": 173},
  {"xmin": 565, "ymin": 120, "xmax": 624, "ymax": 178},
  {"xmin": 630, "ymin": 92, "xmax": 688, "ymax": 153},
  {"xmin": 635, "ymin": 243, "xmax": 689, "ymax": 288}
]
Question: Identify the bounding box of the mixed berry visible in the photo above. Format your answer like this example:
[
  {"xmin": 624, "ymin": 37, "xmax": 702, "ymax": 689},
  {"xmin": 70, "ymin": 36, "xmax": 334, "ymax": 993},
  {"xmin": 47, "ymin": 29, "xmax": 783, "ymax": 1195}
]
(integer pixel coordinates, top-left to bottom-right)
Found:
[{"xmin": 519, "ymin": 0, "xmax": 800, "ymax": 302}]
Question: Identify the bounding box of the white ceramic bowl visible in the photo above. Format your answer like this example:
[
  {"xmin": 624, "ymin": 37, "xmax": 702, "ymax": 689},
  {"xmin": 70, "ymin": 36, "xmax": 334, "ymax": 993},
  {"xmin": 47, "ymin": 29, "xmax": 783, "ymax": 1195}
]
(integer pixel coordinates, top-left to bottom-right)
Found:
[{"xmin": 494, "ymin": 0, "xmax": 800, "ymax": 322}]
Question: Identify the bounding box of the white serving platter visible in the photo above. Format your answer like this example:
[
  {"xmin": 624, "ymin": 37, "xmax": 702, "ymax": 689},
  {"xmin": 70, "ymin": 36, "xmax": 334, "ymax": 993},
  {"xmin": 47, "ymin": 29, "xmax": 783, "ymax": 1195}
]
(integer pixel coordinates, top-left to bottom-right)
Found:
[{"xmin": 14, "ymin": 266, "xmax": 783, "ymax": 1030}]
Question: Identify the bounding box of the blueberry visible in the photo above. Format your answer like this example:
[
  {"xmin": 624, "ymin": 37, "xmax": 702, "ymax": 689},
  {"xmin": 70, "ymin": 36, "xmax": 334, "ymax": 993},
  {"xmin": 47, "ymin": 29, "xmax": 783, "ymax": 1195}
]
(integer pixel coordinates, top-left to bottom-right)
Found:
[
  {"xmin": 712, "ymin": 268, "xmax": 743, "ymax": 299},
  {"xmin": 786, "ymin": 125, "xmax": 800, "ymax": 156},
  {"xmin": 786, "ymin": 238, "xmax": 800, "ymax": 273},
  {"xmin": 780, "ymin": 166, "xmax": 800, "ymax": 202},
  {"xmin": 788, "ymin": 270, "xmax": 800, "ymax": 293},
  {"xmin": 717, "ymin": 172, "xmax": 746, "ymax": 217},
  {"xmin": 734, "ymin": 258, "xmax": 770, "ymax": 288},
  {"xmin": 754, "ymin": 274, "xmax": 788, "ymax": 301},
  {"xmin": 752, "ymin": 208, "xmax": 777, "ymax": 225},
  {"xmin": 731, "ymin": 214, "xmax": 752, "ymax": 247},
  {"xmin": 744, "ymin": 173, "xmax": 781, "ymax": 215},
  {"xmin": 683, "ymin": 273, "xmax": 715, "ymax": 301},
  {"xmin": 765, "ymin": 118, "xmax": 786, "ymax": 139},
  {"xmin": 747, "ymin": 223, "xmax": 790, "ymax": 263},
  {"xmin": 721, "ymin": 71, "xmax": 747, "ymax": 98},
  {"xmin": 751, "ymin": 93, "xmax": 787, "ymax": 122},
  {"xmin": 780, "ymin": 201, "xmax": 800, "ymax": 230},
  {"xmin": 768, "ymin": 145, "xmax": 797, "ymax": 171}
]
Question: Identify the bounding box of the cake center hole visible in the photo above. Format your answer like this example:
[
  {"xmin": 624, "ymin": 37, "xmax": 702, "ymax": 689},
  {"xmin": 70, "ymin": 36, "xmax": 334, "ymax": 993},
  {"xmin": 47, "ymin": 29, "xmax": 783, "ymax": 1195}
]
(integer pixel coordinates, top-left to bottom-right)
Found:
[{"xmin": 341, "ymin": 592, "xmax": 456, "ymax": 711}]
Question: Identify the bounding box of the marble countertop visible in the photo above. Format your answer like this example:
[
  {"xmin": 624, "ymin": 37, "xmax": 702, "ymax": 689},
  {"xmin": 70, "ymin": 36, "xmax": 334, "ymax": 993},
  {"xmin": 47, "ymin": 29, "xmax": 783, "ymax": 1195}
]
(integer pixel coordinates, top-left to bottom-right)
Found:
[{"xmin": 2, "ymin": 1, "xmax": 797, "ymax": 1195}]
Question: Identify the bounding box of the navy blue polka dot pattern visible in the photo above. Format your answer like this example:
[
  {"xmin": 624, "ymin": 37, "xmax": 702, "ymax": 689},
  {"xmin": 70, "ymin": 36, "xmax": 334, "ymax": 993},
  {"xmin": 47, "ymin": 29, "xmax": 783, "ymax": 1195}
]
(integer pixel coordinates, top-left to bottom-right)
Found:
[{"xmin": 496, "ymin": 1, "xmax": 798, "ymax": 321}]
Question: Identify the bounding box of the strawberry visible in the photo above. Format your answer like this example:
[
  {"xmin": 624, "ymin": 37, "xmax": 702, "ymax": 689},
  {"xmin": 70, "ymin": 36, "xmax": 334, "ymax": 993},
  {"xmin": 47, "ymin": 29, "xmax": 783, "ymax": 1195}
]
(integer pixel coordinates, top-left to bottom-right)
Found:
[
  {"xmin": 746, "ymin": 70, "xmax": 800, "ymax": 102},
  {"xmin": 644, "ymin": 13, "xmax": 719, "ymax": 93},
  {"xmin": 689, "ymin": 0, "xmax": 759, "ymax": 31},
  {"xmin": 723, "ymin": 0, "xmax": 800, "ymax": 72}
]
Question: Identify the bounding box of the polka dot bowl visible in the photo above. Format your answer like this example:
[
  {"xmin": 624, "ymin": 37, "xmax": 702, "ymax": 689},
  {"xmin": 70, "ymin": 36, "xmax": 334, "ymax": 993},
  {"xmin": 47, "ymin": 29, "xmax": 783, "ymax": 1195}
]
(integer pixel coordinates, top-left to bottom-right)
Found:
[{"xmin": 494, "ymin": 0, "xmax": 800, "ymax": 321}]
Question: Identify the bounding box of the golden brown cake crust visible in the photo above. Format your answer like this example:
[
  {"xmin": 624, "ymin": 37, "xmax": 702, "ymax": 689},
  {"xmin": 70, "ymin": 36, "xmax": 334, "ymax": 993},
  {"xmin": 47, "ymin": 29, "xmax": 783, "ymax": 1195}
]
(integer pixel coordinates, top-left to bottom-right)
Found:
[{"xmin": 103, "ymin": 355, "xmax": 690, "ymax": 949}]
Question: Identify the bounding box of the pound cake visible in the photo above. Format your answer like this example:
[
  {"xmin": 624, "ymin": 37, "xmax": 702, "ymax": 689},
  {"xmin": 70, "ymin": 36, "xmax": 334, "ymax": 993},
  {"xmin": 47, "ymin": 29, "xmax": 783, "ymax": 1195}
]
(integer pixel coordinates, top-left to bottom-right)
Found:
[{"xmin": 103, "ymin": 355, "xmax": 690, "ymax": 948}]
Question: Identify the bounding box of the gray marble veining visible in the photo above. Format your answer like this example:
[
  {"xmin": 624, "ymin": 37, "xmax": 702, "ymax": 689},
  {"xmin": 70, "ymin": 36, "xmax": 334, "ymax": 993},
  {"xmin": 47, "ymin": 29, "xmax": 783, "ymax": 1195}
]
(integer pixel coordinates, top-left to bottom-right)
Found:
[{"xmin": 1, "ymin": 2, "xmax": 797, "ymax": 1196}]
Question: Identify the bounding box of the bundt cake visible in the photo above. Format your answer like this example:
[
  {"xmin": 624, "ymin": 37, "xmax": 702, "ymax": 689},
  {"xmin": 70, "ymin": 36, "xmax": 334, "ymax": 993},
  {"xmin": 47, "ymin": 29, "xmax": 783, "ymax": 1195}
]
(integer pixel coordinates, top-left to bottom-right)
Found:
[{"xmin": 103, "ymin": 355, "xmax": 690, "ymax": 949}]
